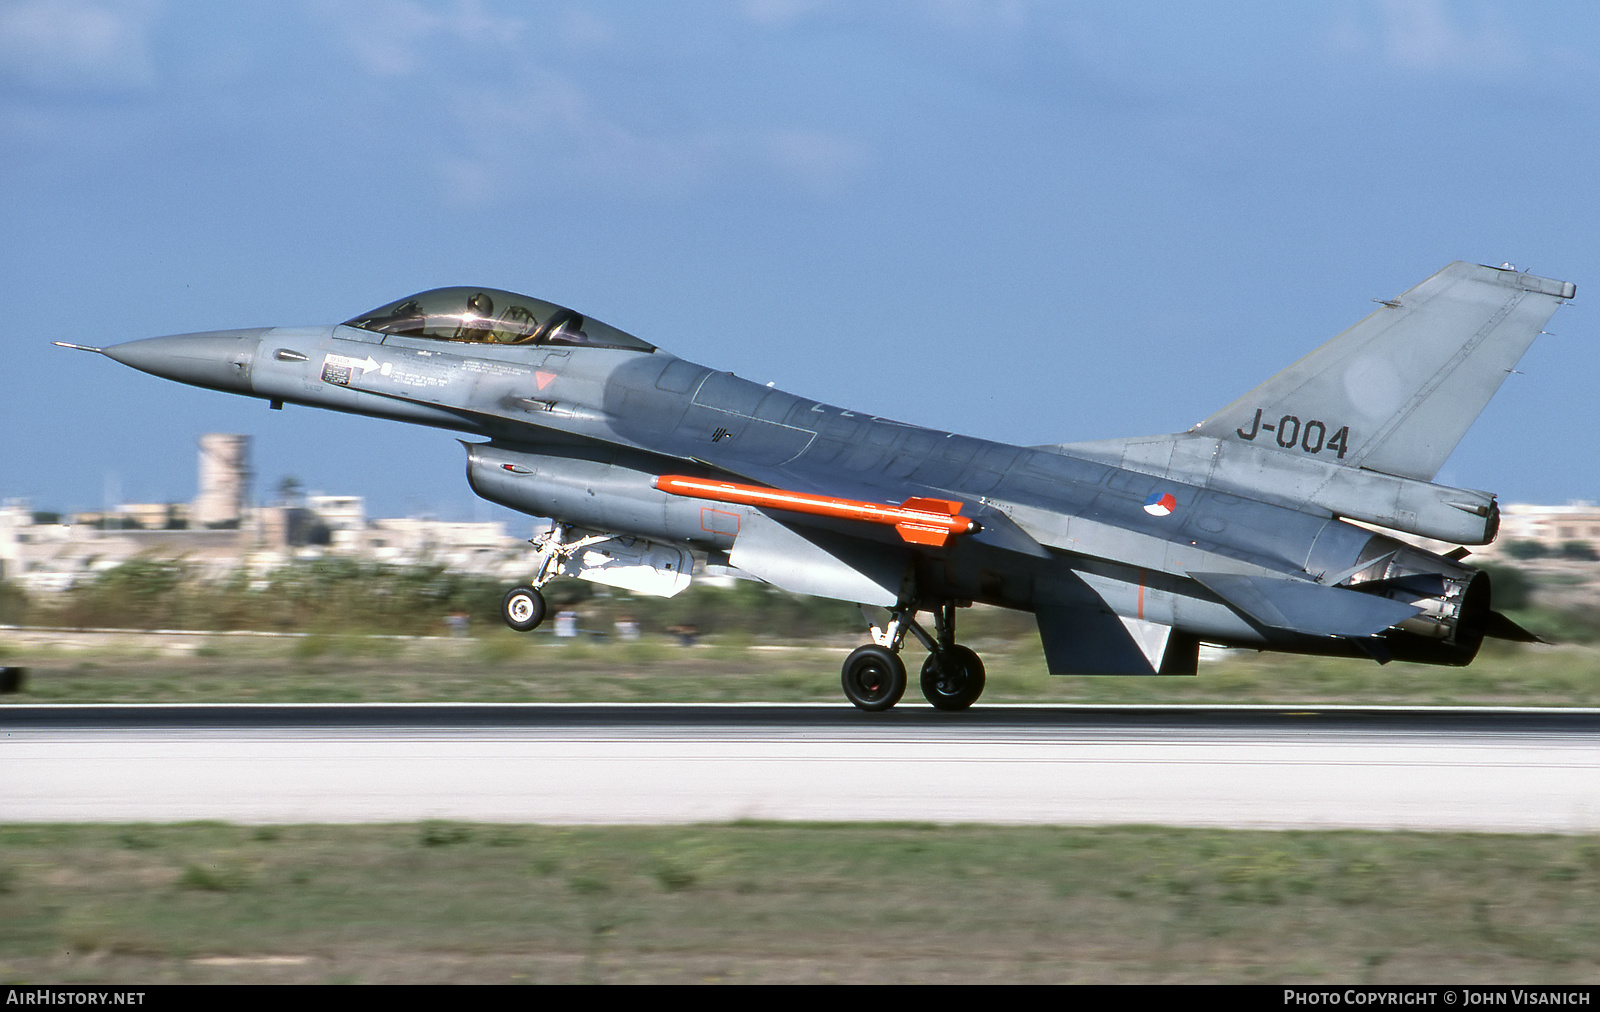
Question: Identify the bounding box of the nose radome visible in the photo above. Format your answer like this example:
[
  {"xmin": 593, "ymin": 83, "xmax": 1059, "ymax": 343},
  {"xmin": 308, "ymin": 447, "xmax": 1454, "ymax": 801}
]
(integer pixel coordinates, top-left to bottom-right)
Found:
[{"xmin": 101, "ymin": 328, "xmax": 270, "ymax": 394}]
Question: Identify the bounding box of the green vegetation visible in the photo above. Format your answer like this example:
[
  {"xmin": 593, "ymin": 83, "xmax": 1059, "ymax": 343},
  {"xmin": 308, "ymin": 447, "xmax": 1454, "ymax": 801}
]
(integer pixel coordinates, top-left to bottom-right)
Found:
[
  {"xmin": 1, "ymin": 557, "xmax": 1597, "ymax": 706},
  {"xmin": 2, "ymin": 560, "xmax": 870, "ymax": 640},
  {"xmin": 1562, "ymin": 541, "xmax": 1599, "ymax": 561},
  {"xmin": 1504, "ymin": 540, "xmax": 1599, "ymax": 562},
  {"xmin": 0, "ymin": 822, "xmax": 1596, "ymax": 983},
  {"xmin": 2, "ymin": 628, "xmax": 1599, "ymax": 707},
  {"xmin": 7, "ymin": 556, "xmax": 1598, "ymax": 643},
  {"xmin": 1477, "ymin": 563, "xmax": 1533, "ymax": 610},
  {"xmin": 3, "ymin": 561, "xmax": 1595, "ymax": 985},
  {"xmin": 13, "ymin": 559, "xmax": 508, "ymax": 636},
  {"xmin": 0, "ymin": 580, "xmax": 24, "ymax": 625},
  {"xmin": 1506, "ymin": 540, "xmax": 1551, "ymax": 560}
]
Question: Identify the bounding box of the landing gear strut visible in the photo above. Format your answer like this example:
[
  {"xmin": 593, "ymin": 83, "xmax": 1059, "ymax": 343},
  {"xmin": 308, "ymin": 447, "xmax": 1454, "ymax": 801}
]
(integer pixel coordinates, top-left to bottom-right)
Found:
[
  {"xmin": 499, "ymin": 523, "xmax": 613, "ymax": 633},
  {"xmin": 844, "ymin": 599, "xmax": 985, "ymax": 712}
]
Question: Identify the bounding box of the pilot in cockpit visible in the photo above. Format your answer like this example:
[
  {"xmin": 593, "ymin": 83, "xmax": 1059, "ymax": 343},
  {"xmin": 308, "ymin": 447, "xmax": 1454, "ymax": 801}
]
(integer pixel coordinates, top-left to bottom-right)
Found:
[{"xmin": 456, "ymin": 292, "xmax": 495, "ymax": 342}]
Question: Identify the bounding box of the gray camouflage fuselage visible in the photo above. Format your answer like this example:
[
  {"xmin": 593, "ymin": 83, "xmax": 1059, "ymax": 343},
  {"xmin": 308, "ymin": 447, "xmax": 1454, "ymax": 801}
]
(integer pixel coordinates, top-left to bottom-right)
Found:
[{"xmin": 88, "ymin": 262, "xmax": 1575, "ymax": 675}]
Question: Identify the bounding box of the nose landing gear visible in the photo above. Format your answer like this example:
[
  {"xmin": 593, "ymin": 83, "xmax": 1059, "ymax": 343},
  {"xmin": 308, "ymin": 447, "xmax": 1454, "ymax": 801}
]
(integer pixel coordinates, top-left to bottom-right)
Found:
[
  {"xmin": 501, "ymin": 585, "xmax": 547, "ymax": 632},
  {"xmin": 498, "ymin": 523, "xmax": 614, "ymax": 633},
  {"xmin": 845, "ymin": 599, "xmax": 985, "ymax": 712}
]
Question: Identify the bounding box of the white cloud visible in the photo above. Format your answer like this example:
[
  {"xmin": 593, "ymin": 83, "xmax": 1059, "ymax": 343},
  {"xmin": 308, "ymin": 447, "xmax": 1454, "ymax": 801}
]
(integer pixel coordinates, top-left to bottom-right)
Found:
[
  {"xmin": 922, "ymin": 0, "xmax": 1030, "ymax": 36},
  {"xmin": 740, "ymin": 0, "xmax": 1034, "ymax": 35},
  {"xmin": 434, "ymin": 79, "xmax": 870, "ymax": 207},
  {"xmin": 0, "ymin": 0, "xmax": 162, "ymax": 94},
  {"xmin": 1379, "ymin": 0, "xmax": 1523, "ymax": 72},
  {"xmin": 1330, "ymin": 0, "xmax": 1528, "ymax": 75},
  {"xmin": 314, "ymin": 2, "xmax": 872, "ymax": 205},
  {"xmin": 764, "ymin": 128, "xmax": 868, "ymax": 195},
  {"xmin": 321, "ymin": 0, "xmax": 526, "ymax": 78},
  {"xmin": 432, "ymin": 70, "xmax": 734, "ymax": 206},
  {"xmin": 555, "ymin": 8, "xmax": 614, "ymax": 49},
  {"xmin": 739, "ymin": 0, "xmax": 839, "ymax": 30}
]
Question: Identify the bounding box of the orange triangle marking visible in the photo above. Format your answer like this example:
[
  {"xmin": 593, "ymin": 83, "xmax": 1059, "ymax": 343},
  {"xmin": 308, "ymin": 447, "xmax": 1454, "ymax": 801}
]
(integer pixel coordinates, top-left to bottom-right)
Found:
[{"xmin": 535, "ymin": 371, "xmax": 556, "ymax": 390}]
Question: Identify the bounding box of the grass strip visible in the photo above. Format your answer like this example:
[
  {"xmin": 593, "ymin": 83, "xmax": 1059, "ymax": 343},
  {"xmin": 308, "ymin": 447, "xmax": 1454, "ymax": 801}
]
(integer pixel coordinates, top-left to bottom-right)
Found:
[
  {"xmin": 1, "ymin": 822, "xmax": 1598, "ymax": 984},
  {"xmin": 3, "ymin": 632, "xmax": 1599, "ymax": 707}
]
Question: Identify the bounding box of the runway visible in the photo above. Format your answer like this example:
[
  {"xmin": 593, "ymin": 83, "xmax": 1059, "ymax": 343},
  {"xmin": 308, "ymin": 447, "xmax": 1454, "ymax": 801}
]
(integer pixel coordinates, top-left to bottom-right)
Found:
[{"xmin": 4, "ymin": 703, "xmax": 1599, "ymax": 832}]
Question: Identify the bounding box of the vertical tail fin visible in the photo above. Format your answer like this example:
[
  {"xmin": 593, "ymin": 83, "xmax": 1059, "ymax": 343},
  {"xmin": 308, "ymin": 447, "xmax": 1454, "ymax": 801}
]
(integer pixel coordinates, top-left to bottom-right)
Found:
[{"xmin": 1192, "ymin": 262, "xmax": 1574, "ymax": 480}]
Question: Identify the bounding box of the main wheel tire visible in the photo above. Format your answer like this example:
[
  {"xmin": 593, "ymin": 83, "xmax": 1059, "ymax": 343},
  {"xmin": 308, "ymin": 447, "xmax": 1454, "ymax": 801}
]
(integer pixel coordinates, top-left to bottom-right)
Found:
[
  {"xmin": 841, "ymin": 645, "xmax": 907, "ymax": 712},
  {"xmin": 920, "ymin": 645, "xmax": 986, "ymax": 711},
  {"xmin": 501, "ymin": 586, "xmax": 547, "ymax": 632}
]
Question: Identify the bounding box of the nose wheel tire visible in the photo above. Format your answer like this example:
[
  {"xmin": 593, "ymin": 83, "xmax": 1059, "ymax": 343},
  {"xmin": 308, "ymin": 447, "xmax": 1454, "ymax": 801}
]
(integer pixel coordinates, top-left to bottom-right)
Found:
[
  {"xmin": 841, "ymin": 645, "xmax": 907, "ymax": 712},
  {"xmin": 501, "ymin": 586, "xmax": 547, "ymax": 632},
  {"xmin": 920, "ymin": 645, "xmax": 986, "ymax": 711}
]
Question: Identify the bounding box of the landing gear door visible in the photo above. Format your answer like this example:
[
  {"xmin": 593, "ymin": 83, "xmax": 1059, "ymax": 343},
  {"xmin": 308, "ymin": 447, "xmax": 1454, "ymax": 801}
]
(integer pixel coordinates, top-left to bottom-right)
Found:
[{"xmin": 727, "ymin": 511, "xmax": 904, "ymax": 606}]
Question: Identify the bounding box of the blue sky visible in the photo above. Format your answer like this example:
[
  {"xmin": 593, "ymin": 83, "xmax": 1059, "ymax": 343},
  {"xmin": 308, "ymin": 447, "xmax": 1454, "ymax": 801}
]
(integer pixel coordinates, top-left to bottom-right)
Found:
[{"xmin": 3, "ymin": 0, "xmax": 1597, "ymax": 523}]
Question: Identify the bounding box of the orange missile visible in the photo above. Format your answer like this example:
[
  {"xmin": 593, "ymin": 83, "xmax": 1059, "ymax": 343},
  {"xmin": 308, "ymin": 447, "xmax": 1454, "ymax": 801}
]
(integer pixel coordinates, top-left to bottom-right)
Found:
[{"xmin": 654, "ymin": 474, "xmax": 977, "ymax": 547}]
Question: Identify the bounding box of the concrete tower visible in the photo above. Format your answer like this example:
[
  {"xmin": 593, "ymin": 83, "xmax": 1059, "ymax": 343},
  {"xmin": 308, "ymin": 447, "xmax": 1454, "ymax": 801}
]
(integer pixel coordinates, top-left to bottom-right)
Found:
[{"xmin": 192, "ymin": 434, "xmax": 251, "ymax": 528}]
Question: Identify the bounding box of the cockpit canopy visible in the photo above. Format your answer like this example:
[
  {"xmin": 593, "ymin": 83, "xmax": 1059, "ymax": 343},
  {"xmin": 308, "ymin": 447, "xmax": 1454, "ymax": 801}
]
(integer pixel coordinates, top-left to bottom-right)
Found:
[{"xmin": 342, "ymin": 287, "xmax": 654, "ymax": 352}]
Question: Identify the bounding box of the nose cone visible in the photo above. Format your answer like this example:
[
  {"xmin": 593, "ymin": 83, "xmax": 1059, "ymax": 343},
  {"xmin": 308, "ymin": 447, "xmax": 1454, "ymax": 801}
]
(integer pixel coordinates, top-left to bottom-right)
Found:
[{"xmin": 102, "ymin": 328, "xmax": 269, "ymax": 394}]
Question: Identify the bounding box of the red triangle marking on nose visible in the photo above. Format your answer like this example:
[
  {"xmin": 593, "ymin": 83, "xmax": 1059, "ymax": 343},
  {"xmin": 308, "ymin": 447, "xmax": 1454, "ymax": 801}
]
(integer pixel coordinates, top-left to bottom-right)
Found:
[{"xmin": 536, "ymin": 371, "xmax": 556, "ymax": 390}]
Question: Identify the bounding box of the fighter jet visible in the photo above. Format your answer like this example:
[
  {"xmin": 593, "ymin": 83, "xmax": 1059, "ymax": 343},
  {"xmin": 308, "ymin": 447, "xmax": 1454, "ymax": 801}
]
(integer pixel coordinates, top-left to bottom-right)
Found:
[{"xmin": 60, "ymin": 262, "xmax": 1573, "ymax": 710}]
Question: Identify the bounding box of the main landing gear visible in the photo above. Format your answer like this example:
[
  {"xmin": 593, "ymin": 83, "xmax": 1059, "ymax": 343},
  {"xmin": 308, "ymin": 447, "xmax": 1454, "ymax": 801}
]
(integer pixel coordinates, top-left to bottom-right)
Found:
[
  {"xmin": 499, "ymin": 523, "xmax": 614, "ymax": 633},
  {"xmin": 843, "ymin": 600, "xmax": 986, "ymax": 713},
  {"xmin": 500, "ymin": 529, "xmax": 983, "ymax": 714}
]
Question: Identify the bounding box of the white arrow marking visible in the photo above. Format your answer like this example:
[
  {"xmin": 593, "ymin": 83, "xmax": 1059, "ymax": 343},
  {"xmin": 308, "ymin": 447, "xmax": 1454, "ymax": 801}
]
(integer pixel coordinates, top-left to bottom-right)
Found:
[{"xmin": 324, "ymin": 354, "xmax": 381, "ymax": 374}]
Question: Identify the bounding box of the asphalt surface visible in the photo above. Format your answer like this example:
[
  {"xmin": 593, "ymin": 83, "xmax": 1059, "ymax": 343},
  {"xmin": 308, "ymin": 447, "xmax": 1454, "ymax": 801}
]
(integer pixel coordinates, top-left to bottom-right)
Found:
[{"xmin": 4, "ymin": 703, "xmax": 1599, "ymax": 830}]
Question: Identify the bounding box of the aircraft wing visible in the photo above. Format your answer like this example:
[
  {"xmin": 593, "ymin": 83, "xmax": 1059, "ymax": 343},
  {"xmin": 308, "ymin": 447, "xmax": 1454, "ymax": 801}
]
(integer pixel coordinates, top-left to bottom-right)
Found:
[
  {"xmin": 611, "ymin": 421, "xmax": 1048, "ymax": 607},
  {"xmin": 644, "ymin": 426, "xmax": 1052, "ymax": 559}
]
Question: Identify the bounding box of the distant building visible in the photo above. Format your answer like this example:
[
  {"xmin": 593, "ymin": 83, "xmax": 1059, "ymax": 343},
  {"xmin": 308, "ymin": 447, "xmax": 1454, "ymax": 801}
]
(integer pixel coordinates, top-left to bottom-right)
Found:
[
  {"xmin": 1485, "ymin": 502, "xmax": 1600, "ymax": 557},
  {"xmin": 307, "ymin": 495, "xmax": 365, "ymax": 536},
  {"xmin": 0, "ymin": 434, "xmax": 541, "ymax": 591},
  {"xmin": 0, "ymin": 502, "xmax": 242, "ymax": 593},
  {"xmin": 7, "ymin": 480, "xmax": 1600, "ymax": 596},
  {"xmin": 192, "ymin": 434, "xmax": 251, "ymax": 528},
  {"xmin": 17, "ymin": 435, "xmax": 1587, "ymax": 596},
  {"xmin": 0, "ymin": 501, "xmax": 27, "ymax": 583},
  {"xmin": 360, "ymin": 517, "xmax": 523, "ymax": 575},
  {"xmin": 69, "ymin": 502, "xmax": 190, "ymax": 530}
]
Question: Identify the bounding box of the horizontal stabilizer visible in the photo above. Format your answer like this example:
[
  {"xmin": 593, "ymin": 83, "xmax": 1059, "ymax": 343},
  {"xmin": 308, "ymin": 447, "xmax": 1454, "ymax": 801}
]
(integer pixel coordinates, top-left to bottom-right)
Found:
[{"xmin": 1191, "ymin": 572, "xmax": 1420, "ymax": 638}]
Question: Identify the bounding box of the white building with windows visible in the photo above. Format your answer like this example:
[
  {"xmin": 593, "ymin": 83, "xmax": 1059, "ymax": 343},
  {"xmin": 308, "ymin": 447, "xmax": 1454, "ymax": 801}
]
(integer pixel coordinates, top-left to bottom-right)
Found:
[{"xmin": 1483, "ymin": 503, "xmax": 1600, "ymax": 557}]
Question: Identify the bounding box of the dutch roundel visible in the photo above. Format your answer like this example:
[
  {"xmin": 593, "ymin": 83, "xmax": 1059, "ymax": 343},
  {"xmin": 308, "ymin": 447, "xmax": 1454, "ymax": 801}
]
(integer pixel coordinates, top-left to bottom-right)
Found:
[{"xmin": 1143, "ymin": 491, "xmax": 1178, "ymax": 517}]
